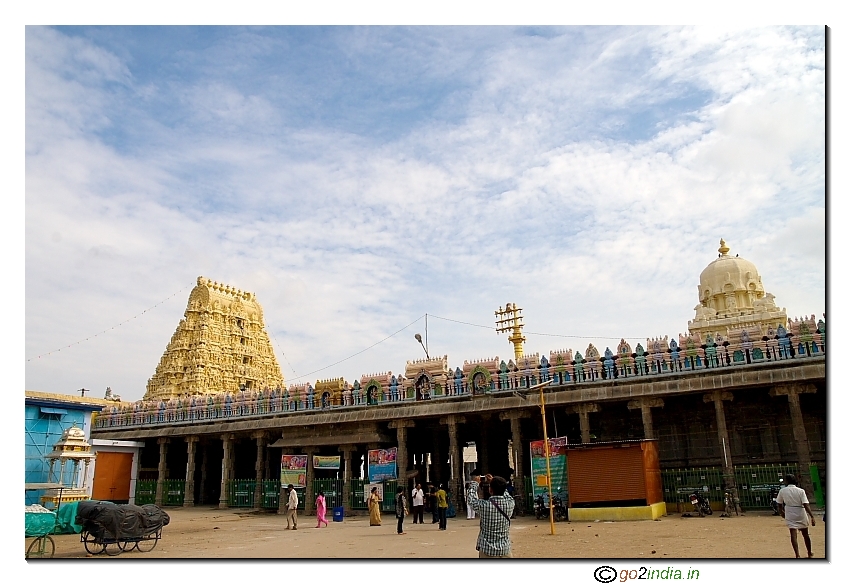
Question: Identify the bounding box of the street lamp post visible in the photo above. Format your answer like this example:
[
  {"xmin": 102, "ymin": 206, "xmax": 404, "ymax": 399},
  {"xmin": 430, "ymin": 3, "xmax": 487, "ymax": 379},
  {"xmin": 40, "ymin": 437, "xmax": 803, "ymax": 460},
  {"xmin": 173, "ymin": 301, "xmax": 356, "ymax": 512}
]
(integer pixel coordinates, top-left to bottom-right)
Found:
[
  {"xmin": 532, "ymin": 379, "xmax": 556, "ymax": 535},
  {"xmin": 520, "ymin": 380, "xmax": 556, "ymax": 534},
  {"xmin": 414, "ymin": 333, "xmax": 429, "ymax": 359},
  {"xmin": 415, "ymin": 314, "xmax": 430, "ymax": 359}
]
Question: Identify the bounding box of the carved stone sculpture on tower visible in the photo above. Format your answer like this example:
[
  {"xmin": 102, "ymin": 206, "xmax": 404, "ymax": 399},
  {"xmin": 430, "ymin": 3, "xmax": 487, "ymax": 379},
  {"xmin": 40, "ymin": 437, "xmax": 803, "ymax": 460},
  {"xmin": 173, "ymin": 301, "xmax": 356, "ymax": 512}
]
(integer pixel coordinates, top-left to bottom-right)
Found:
[{"xmin": 143, "ymin": 276, "xmax": 284, "ymax": 401}]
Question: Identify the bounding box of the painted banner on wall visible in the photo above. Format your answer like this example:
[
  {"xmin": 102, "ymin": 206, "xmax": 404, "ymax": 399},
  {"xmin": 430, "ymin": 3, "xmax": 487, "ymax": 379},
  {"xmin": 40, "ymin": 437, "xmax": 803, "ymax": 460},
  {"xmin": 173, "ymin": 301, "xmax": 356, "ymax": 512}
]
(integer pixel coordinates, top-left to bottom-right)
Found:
[
  {"xmin": 281, "ymin": 454, "xmax": 308, "ymax": 488},
  {"xmin": 313, "ymin": 455, "xmax": 341, "ymax": 470},
  {"xmin": 529, "ymin": 437, "xmax": 568, "ymax": 498},
  {"xmin": 367, "ymin": 447, "xmax": 397, "ymax": 482}
]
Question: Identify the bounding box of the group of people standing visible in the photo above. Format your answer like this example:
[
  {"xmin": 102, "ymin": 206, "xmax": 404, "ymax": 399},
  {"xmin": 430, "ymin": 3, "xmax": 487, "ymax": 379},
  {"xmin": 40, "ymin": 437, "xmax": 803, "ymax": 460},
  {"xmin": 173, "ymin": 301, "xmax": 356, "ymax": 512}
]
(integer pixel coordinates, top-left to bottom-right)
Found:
[
  {"xmin": 368, "ymin": 482, "xmax": 450, "ymax": 534},
  {"xmin": 283, "ymin": 471, "xmax": 516, "ymax": 559}
]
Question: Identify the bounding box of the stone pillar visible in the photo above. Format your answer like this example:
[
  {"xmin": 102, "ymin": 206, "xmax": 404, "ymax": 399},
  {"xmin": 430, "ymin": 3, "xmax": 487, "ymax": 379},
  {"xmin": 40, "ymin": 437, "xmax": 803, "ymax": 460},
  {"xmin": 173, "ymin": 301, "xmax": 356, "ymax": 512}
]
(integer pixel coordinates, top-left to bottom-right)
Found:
[
  {"xmin": 219, "ymin": 434, "xmax": 234, "ymax": 509},
  {"xmin": 477, "ymin": 414, "xmax": 491, "ymax": 472},
  {"xmin": 440, "ymin": 415, "xmax": 465, "ymax": 512},
  {"xmin": 199, "ymin": 444, "xmax": 208, "ymax": 505},
  {"xmin": 627, "ymin": 398, "xmax": 664, "ymax": 439},
  {"xmin": 183, "ymin": 436, "xmax": 199, "ymax": 507},
  {"xmin": 389, "ymin": 420, "xmax": 415, "ymax": 492},
  {"xmin": 500, "ymin": 410, "xmax": 531, "ymax": 515},
  {"xmin": 304, "ymin": 447, "xmax": 317, "ymax": 515},
  {"xmin": 339, "ymin": 445, "xmax": 357, "ymax": 513},
  {"xmin": 429, "ymin": 435, "xmax": 442, "ymax": 487},
  {"xmin": 155, "ymin": 437, "xmax": 168, "ymax": 507},
  {"xmin": 703, "ymin": 391, "xmax": 740, "ymax": 512},
  {"xmin": 253, "ymin": 431, "xmax": 267, "ymax": 509},
  {"xmin": 570, "ymin": 403, "xmax": 601, "ymax": 443},
  {"xmin": 770, "ymin": 384, "xmax": 818, "ymax": 495}
]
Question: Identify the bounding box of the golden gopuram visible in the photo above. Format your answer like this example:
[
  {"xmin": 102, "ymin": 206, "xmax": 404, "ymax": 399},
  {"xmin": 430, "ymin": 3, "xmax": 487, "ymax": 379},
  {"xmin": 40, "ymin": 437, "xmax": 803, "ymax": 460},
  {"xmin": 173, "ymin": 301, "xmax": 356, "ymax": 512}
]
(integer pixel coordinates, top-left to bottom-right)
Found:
[{"xmin": 143, "ymin": 276, "xmax": 284, "ymax": 401}]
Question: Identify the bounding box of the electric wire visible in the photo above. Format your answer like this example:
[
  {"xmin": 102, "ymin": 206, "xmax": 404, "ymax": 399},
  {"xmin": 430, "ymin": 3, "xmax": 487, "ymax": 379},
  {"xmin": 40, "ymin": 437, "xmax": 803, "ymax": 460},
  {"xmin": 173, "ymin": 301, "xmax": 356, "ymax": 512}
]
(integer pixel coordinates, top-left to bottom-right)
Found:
[
  {"xmin": 268, "ymin": 329, "xmax": 298, "ymax": 377},
  {"xmin": 285, "ymin": 314, "xmax": 425, "ymax": 382},
  {"xmin": 26, "ymin": 285, "xmax": 190, "ymax": 362}
]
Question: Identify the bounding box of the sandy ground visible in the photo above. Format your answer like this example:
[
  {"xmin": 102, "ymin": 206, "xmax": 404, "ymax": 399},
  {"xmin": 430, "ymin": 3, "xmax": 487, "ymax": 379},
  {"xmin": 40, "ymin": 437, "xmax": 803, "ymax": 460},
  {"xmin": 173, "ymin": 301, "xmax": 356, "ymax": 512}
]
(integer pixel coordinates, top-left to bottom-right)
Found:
[{"xmin": 27, "ymin": 506, "xmax": 826, "ymax": 560}]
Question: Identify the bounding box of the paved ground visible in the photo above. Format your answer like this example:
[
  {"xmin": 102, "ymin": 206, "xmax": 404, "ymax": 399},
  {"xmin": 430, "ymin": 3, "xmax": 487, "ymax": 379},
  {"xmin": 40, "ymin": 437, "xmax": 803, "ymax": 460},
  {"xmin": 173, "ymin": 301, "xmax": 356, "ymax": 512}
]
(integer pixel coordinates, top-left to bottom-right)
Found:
[{"xmin": 27, "ymin": 506, "xmax": 827, "ymax": 560}]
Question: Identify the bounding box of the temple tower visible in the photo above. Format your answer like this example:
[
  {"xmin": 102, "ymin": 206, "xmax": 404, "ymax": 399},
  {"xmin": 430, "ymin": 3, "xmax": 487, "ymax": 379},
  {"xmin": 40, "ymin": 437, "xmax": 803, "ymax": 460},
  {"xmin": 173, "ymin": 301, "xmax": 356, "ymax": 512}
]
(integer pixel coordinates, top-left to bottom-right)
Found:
[
  {"xmin": 143, "ymin": 276, "xmax": 284, "ymax": 400},
  {"xmin": 688, "ymin": 239, "xmax": 787, "ymax": 339}
]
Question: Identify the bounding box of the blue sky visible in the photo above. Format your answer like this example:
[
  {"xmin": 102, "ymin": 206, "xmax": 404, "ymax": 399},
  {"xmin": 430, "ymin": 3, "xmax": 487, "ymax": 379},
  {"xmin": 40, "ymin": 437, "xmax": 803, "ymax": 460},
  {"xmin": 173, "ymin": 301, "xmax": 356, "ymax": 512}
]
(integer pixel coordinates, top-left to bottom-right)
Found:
[{"xmin": 24, "ymin": 25, "xmax": 826, "ymax": 402}]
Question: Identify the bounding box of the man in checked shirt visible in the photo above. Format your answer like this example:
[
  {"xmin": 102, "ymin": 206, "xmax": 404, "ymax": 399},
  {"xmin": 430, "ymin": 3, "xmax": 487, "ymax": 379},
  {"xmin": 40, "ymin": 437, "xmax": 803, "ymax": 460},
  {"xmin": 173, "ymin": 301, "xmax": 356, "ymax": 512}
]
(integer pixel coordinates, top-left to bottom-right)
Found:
[{"xmin": 466, "ymin": 474, "xmax": 515, "ymax": 558}]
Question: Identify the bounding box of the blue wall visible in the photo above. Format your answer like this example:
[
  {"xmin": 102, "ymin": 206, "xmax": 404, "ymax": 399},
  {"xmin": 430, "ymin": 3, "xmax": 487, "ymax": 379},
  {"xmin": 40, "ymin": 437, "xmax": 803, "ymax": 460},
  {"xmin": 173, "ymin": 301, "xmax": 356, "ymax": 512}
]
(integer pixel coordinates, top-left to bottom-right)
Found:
[{"xmin": 25, "ymin": 401, "xmax": 92, "ymax": 505}]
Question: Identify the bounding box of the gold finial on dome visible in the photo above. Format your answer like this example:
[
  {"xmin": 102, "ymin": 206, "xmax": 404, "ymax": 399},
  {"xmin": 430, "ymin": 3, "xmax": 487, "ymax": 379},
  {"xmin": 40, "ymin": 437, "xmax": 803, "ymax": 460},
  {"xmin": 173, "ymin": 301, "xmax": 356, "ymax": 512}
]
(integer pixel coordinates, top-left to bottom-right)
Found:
[{"xmin": 718, "ymin": 239, "xmax": 730, "ymax": 256}]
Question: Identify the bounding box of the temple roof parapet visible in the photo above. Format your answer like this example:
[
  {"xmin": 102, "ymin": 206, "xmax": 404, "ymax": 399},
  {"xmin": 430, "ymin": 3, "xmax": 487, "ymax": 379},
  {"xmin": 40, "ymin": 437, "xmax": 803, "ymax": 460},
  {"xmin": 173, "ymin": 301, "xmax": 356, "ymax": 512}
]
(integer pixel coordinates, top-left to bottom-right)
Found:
[{"xmin": 95, "ymin": 313, "xmax": 825, "ymax": 430}]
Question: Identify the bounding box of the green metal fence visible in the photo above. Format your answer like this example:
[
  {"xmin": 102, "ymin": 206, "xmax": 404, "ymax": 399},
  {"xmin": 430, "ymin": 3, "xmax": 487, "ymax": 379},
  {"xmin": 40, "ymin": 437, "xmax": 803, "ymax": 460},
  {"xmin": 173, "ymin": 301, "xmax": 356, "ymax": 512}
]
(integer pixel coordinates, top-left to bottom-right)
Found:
[
  {"xmin": 163, "ymin": 479, "xmax": 185, "ymax": 506},
  {"xmin": 135, "ymin": 480, "xmax": 156, "ymax": 505},
  {"xmin": 228, "ymin": 479, "xmax": 256, "ymax": 508},
  {"xmin": 734, "ymin": 464, "xmax": 798, "ymax": 509},
  {"xmin": 349, "ymin": 478, "xmax": 398, "ymax": 511},
  {"xmin": 661, "ymin": 465, "xmax": 799, "ymax": 509},
  {"xmin": 262, "ymin": 480, "xmax": 280, "ymax": 509},
  {"xmin": 661, "ymin": 467, "xmax": 725, "ymax": 506},
  {"xmin": 314, "ymin": 478, "xmax": 345, "ymax": 509}
]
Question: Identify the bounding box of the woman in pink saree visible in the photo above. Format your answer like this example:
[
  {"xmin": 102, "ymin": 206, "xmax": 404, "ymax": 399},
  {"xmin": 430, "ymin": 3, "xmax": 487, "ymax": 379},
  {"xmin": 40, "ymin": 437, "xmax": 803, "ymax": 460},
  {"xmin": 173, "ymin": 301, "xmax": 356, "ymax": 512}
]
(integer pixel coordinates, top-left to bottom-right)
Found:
[{"xmin": 316, "ymin": 490, "xmax": 329, "ymax": 528}]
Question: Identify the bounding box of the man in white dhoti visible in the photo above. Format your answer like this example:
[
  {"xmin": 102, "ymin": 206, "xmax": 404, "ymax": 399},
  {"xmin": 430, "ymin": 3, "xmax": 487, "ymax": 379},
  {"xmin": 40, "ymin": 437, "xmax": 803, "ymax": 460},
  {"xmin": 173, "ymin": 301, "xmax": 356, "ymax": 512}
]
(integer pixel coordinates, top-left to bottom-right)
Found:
[{"xmin": 775, "ymin": 473, "xmax": 816, "ymax": 558}]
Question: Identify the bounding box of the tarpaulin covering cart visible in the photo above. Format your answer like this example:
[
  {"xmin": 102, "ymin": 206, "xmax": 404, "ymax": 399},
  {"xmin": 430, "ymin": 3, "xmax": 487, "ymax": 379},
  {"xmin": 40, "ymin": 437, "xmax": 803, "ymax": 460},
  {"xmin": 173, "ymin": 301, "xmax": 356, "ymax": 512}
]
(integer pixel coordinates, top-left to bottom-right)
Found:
[{"xmin": 76, "ymin": 500, "xmax": 170, "ymax": 555}]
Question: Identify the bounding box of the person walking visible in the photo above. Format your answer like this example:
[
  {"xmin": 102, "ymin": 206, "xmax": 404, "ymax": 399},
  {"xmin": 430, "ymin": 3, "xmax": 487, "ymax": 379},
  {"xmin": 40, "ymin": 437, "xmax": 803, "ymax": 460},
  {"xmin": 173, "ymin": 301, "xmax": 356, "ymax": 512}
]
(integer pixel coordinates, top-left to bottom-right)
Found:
[
  {"xmin": 436, "ymin": 483, "xmax": 448, "ymax": 530},
  {"xmin": 368, "ymin": 487, "xmax": 382, "ymax": 526},
  {"xmin": 411, "ymin": 483, "xmax": 425, "ymax": 524},
  {"xmin": 285, "ymin": 484, "xmax": 299, "ymax": 530},
  {"xmin": 395, "ymin": 486, "xmax": 409, "ymax": 535},
  {"xmin": 315, "ymin": 490, "xmax": 328, "ymax": 528},
  {"xmin": 775, "ymin": 473, "xmax": 816, "ymax": 558},
  {"xmin": 466, "ymin": 474, "xmax": 515, "ymax": 558}
]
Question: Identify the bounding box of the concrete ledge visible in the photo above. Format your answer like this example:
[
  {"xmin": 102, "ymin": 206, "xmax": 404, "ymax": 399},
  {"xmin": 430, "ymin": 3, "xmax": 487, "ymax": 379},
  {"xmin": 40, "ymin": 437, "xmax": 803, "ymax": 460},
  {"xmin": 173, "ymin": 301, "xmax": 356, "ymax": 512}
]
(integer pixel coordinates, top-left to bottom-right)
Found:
[{"xmin": 569, "ymin": 501, "xmax": 667, "ymax": 522}]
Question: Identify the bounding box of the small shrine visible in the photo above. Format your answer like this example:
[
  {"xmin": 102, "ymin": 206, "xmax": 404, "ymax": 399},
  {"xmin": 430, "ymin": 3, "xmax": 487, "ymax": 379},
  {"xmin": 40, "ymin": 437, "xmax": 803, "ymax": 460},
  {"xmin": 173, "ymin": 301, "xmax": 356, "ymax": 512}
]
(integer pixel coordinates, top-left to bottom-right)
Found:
[
  {"xmin": 40, "ymin": 424, "xmax": 96, "ymax": 509},
  {"xmin": 688, "ymin": 239, "xmax": 787, "ymax": 338}
]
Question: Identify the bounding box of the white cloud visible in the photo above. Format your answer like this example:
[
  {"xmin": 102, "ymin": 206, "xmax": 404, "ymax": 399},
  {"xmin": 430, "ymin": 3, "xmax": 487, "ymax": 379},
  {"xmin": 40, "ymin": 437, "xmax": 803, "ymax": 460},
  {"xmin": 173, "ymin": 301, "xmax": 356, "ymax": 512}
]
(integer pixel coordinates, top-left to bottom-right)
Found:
[{"xmin": 25, "ymin": 26, "xmax": 825, "ymax": 401}]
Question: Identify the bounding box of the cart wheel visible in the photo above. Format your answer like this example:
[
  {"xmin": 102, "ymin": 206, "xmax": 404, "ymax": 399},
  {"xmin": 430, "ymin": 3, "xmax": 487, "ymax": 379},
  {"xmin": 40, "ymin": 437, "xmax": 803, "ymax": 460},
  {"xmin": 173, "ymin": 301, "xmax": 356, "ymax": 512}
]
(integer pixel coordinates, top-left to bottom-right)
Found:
[
  {"xmin": 26, "ymin": 535, "xmax": 55, "ymax": 559},
  {"xmin": 83, "ymin": 533, "xmax": 106, "ymax": 555},
  {"xmin": 135, "ymin": 534, "xmax": 158, "ymax": 553},
  {"xmin": 104, "ymin": 541, "xmax": 123, "ymax": 556},
  {"xmin": 118, "ymin": 540, "xmax": 135, "ymax": 552}
]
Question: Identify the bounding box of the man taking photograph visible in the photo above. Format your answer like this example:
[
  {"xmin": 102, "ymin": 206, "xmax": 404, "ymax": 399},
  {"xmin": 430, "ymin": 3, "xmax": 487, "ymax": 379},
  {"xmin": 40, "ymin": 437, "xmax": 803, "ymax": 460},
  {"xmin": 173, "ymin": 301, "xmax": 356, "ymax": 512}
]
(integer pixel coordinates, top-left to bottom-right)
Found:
[{"xmin": 466, "ymin": 474, "xmax": 515, "ymax": 558}]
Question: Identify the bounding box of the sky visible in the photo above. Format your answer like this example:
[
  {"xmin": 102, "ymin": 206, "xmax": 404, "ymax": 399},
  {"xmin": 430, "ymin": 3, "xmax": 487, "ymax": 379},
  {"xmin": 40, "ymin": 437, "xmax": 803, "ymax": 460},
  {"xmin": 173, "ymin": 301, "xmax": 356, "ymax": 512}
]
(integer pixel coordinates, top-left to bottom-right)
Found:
[{"xmin": 23, "ymin": 24, "xmax": 826, "ymax": 403}]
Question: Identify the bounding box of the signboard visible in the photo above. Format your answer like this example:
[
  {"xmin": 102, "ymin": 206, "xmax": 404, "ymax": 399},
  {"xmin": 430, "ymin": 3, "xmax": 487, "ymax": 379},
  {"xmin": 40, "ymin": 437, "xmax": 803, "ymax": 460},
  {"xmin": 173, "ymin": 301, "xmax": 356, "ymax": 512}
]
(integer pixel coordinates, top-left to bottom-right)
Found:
[
  {"xmin": 313, "ymin": 455, "xmax": 341, "ymax": 470},
  {"xmin": 365, "ymin": 482, "xmax": 384, "ymax": 503},
  {"xmin": 530, "ymin": 437, "xmax": 568, "ymax": 498},
  {"xmin": 280, "ymin": 455, "xmax": 308, "ymax": 488},
  {"xmin": 367, "ymin": 447, "xmax": 397, "ymax": 482}
]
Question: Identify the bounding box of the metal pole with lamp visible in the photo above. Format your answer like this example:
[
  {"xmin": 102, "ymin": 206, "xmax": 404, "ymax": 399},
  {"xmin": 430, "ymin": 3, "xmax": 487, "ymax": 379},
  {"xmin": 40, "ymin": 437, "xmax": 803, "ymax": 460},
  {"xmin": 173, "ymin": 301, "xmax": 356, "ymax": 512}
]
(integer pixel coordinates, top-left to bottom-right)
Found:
[
  {"xmin": 532, "ymin": 380, "xmax": 556, "ymax": 535},
  {"xmin": 515, "ymin": 380, "xmax": 556, "ymax": 534}
]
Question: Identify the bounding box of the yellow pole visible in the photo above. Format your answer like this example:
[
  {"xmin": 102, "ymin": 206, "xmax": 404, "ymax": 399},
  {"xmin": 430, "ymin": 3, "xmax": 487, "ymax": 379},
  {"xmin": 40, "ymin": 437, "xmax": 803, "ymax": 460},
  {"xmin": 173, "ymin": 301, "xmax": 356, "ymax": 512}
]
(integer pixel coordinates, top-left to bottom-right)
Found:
[{"xmin": 540, "ymin": 383, "xmax": 555, "ymax": 535}]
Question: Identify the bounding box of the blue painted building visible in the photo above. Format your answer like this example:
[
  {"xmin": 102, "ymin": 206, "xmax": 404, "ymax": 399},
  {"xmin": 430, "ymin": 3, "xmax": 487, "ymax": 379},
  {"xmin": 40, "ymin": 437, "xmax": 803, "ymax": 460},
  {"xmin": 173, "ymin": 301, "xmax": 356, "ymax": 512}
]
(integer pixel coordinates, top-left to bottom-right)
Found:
[{"xmin": 25, "ymin": 392, "xmax": 108, "ymax": 504}]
